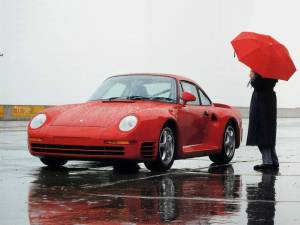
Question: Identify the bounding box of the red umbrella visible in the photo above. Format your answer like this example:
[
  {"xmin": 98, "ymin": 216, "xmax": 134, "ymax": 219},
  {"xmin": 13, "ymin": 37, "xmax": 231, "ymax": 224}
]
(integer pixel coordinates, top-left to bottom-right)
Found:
[{"xmin": 231, "ymin": 31, "xmax": 297, "ymax": 81}]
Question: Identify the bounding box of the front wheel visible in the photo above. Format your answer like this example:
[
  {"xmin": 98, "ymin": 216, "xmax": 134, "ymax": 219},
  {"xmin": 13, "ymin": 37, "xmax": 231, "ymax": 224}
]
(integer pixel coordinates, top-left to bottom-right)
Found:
[
  {"xmin": 40, "ymin": 157, "xmax": 68, "ymax": 168},
  {"xmin": 209, "ymin": 124, "xmax": 236, "ymax": 164},
  {"xmin": 144, "ymin": 127, "xmax": 175, "ymax": 172}
]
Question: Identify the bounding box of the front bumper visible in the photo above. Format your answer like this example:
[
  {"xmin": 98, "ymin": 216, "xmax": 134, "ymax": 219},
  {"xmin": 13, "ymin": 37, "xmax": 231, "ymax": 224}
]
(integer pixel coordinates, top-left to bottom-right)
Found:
[
  {"xmin": 28, "ymin": 125, "xmax": 157, "ymax": 161},
  {"xmin": 29, "ymin": 141, "xmax": 156, "ymax": 161}
]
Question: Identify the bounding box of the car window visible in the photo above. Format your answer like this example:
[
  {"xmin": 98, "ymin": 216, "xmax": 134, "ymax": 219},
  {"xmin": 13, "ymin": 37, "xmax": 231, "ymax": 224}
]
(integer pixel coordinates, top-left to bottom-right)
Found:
[
  {"xmin": 145, "ymin": 82, "xmax": 173, "ymax": 98},
  {"xmin": 101, "ymin": 83, "xmax": 126, "ymax": 99},
  {"xmin": 198, "ymin": 88, "xmax": 212, "ymax": 105},
  {"xmin": 90, "ymin": 75, "xmax": 177, "ymax": 103},
  {"xmin": 180, "ymin": 81, "xmax": 200, "ymax": 105}
]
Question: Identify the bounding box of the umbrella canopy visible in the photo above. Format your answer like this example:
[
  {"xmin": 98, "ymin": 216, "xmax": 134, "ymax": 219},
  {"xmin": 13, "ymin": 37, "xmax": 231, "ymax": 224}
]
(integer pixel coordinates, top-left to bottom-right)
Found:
[{"xmin": 231, "ymin": 32, "xmax": 297, "ymax": 81}]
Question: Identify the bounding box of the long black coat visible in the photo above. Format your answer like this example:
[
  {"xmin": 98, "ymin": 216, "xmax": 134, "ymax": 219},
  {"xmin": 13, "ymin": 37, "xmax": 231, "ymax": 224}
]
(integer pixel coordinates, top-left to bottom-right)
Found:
[{"xmin": 246, "ymin": 74, "xmax": 278, "ymax": 147}]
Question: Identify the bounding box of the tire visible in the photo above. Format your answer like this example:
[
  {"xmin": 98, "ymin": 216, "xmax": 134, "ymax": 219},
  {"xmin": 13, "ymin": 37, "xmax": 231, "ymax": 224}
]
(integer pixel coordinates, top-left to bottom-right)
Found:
[
  {"xmin": 209, "ymin": 124, "xmax": 236, "ymax": 164},
  {"xmin": 144, "ymin": 127, "xmax": 175, "ymax": 172},
  {"xmin": 40, "ymin": 157, "xmax": 68, "ymax": 168}
]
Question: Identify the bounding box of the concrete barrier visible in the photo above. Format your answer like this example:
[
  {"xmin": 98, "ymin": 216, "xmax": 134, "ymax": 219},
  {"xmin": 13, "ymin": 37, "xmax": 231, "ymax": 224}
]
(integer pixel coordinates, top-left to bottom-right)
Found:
[
  {"xmin": 0, "ymin": 105, "xmax": 299, "ymax": 121},
  {"xmin": 0, "ymin": 105, "xmax": 4, "ymax": 118},
  {"xmin": 236, "ymin": 107, "xmax": 300, "ymax": 118}
]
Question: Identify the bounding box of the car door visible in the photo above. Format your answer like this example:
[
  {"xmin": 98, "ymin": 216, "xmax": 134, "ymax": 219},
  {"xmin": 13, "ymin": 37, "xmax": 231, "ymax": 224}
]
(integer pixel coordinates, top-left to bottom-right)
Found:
[
  {"xmin": 197, "ymin": 87, "xmax": 215, "ymax": 145},
  {"xmin": 177, "ymin": 81, "xmax": 210, "ymax": 150}
]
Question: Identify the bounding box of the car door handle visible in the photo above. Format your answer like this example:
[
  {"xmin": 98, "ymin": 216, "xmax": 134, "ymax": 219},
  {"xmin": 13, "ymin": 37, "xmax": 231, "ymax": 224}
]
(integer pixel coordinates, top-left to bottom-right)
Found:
[{"xmin": 203, "ymin": 111, "xmax": 209, "ymax": 117}]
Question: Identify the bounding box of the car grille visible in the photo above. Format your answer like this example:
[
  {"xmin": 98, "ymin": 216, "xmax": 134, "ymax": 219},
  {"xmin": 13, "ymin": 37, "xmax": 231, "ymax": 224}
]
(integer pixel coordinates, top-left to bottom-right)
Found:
[
  {"xmin": 140, "ymin": 142, "xmax": 155, "ymax": 159},
  {"xmin": 31, "ymin": 144, "xmax": 124, "ymax": 156}
]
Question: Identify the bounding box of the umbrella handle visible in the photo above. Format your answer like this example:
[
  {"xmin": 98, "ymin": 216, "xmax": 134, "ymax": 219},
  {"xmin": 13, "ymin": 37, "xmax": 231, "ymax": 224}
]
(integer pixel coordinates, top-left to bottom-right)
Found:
[{"xmin": 247, "ymin": 80, "xmax": 251, "ymax": 87}]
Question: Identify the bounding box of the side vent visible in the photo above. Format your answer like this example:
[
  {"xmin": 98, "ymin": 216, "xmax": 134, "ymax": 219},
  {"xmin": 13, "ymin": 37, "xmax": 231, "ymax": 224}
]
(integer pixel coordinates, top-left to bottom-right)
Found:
[{"xmin": 140, "ymin": 142, "xmax": 155, "ymax": 159}]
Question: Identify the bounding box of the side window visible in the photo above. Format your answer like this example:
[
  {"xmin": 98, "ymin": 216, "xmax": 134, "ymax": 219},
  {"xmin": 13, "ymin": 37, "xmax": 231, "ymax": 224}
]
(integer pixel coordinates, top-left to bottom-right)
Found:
[
  {"xmin": 198, "ymin": 88, "xmax": 212, "ymax": 106},
  {"xmin": 180, "ymin": 81, "xmax": 200, "ymax": 105}
]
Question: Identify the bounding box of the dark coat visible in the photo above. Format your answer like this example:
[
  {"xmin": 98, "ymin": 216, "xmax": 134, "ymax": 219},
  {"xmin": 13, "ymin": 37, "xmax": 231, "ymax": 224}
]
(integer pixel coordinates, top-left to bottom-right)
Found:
[{"xmin": 246, "ymin": 74, "xmax": 278, "ymax": 147}]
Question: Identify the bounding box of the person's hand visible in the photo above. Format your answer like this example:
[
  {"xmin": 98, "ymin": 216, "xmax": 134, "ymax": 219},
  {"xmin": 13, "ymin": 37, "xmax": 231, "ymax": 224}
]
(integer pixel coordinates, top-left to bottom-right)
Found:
[{"xmin": 249, "ymin": 70, "xmax": 255, "ymax": 78}]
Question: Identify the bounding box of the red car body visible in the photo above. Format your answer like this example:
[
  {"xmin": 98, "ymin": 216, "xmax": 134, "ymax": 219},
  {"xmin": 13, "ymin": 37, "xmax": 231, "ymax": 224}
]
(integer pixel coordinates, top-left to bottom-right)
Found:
[{"xmin": 28, "ymin": 74, "xmax": 242, "ymax": 169}]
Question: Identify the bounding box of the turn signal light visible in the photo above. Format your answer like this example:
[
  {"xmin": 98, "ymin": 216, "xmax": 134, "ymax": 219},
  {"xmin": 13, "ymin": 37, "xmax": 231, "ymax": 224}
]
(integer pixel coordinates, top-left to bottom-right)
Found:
[
  {"xmin": 104, "ymin": 140, "xmax": 136, "ymax": 145},
  {"xmin": 29, "ymin": 138, "xmax": 43, "ymax": 143}
]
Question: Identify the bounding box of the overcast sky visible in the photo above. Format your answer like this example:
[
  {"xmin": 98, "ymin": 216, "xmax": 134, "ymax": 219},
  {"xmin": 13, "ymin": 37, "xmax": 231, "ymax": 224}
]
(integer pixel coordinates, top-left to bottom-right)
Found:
[{"xmin": 1, "ymin": 0, "xmax": 299, "ymax": 107}]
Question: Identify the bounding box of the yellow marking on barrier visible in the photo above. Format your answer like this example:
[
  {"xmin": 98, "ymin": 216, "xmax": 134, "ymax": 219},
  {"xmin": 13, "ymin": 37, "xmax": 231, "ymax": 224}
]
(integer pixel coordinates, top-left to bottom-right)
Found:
[
  {"xmin": 0, "ymin": 106, "xmax": 4, "ymax": 118},
  {"xmin": 12, "ymin": 105, "xmax": 46, "ymax": 118}
]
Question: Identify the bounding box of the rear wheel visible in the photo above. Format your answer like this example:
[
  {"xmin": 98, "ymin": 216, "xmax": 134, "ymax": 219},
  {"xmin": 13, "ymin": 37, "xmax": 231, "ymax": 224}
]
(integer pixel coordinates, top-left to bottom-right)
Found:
[
  {"xmin": 40, "ymin": 157, "xmax": 68, "ymax": 168},
  {"xmin": 144, "ymin": 127, "xmax": 175, "ymax": 172},
  {"xmin": 209, "ymin": 124, "xmax": 236, "ymax": 164}
]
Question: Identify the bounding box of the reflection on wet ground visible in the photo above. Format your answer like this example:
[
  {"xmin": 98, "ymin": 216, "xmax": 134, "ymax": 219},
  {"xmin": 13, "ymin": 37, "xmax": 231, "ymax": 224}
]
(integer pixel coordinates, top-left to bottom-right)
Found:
[
  {"xmin": 29, "ymin": 165, "xmax": 241, "ymax": 224},
  {"xmin": 1, "ymin": 119, "xmax": 300, "ymax": 225},
  {"xmin": 246, "ymin": 170, "xmax": 277, "ymax": 225}
]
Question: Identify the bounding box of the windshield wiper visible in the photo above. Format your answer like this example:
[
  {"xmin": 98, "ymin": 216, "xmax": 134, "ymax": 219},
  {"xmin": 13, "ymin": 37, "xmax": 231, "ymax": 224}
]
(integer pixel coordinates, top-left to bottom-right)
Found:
[
  {"xmin": 102, "ymin": 96, "xmax": 175, "ymax": 102},
  {"xmin": 126, "ymin": 96, "xmax": 151, "ymax": 100},
  {"xmin": 150, "ymin": 97, "xmax": 176, "ymax": 102},
  {"xmin": 102, "ymin": 96, "xmax": 151, "ymax": 101},
  {"xmin": 102, "ymin": 97, "xmax": 127, "ymax": 101}
]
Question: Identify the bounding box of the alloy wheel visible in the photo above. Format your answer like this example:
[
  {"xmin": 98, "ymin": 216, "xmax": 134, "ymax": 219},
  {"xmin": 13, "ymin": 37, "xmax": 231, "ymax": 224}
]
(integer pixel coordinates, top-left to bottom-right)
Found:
[
  {"xmin": 224, "ymin": 126, "xmax": 235, "ymax": 159},
  {"xmin": 159, "ymin": 128, "xmax": 175, "ymax": 165}
]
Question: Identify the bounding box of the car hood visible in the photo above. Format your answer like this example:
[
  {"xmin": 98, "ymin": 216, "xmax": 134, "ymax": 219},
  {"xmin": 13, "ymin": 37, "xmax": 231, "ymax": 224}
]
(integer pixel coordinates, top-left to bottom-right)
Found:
[{"xmin": 49, "ymin": 101, "xmax": 169, "ymax": 127}]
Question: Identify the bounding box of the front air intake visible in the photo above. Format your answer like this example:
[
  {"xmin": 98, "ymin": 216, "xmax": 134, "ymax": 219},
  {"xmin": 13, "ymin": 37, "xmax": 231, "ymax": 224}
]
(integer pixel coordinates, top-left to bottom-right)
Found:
[
  {"xmin": 31, "ymin": 144, "xmax": 124, "ymax": 156},
  {"xmin": 140, "ymin": 142, "xmax": 155, "ymax": 159}
]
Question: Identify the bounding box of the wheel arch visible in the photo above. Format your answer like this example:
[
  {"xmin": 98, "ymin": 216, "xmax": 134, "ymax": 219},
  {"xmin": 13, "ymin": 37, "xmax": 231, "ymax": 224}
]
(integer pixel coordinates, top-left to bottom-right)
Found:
[
  {"xmin": 162, "ymin": 119, "xmax": 180, "ymax": 158},
  {"xmin": 227, "ymin": 117, "xmax": 241, "ymax": 148}
]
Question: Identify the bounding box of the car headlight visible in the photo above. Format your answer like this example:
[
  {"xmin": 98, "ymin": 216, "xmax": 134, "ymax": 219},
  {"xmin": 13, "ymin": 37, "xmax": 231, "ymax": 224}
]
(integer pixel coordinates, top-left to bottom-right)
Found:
[
  {"xmin": 30, "ymin": 114, "xmax": 47, "ymax": 129},
  {"xmin": 119, "ymin": 115, "xmax": 138, "ymax": 132}
]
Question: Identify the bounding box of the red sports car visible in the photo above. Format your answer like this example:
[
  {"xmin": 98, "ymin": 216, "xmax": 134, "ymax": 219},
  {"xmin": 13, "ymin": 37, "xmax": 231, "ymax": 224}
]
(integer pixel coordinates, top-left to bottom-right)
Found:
[{"xmin": 28, "ymin": 73, "xmax": 242, "ymax": 172}]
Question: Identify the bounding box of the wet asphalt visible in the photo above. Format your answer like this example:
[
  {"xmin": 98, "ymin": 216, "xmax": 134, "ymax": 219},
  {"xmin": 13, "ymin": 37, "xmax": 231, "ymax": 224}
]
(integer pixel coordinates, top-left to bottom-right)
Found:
[{"xmin": 0, "ymin": 119, "xmax": 300, "ymax": 225}]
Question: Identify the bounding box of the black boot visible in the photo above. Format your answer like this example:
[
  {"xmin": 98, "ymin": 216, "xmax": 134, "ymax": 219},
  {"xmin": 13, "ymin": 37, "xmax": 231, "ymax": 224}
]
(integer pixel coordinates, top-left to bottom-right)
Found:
[{"xmin": 254, "ymin": 164, "xmax": 279, "ymax": 171}]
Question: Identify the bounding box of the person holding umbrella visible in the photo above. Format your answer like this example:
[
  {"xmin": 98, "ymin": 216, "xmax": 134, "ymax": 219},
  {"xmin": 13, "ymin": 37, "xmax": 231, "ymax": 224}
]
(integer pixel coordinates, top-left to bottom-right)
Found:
[
  {"xmin": 247, "ymin": 70, "xmax": 279, "ymax": 169},
  {"xmin": 231, "ymin": 32, "xmax": 297, "ymax": 170}
]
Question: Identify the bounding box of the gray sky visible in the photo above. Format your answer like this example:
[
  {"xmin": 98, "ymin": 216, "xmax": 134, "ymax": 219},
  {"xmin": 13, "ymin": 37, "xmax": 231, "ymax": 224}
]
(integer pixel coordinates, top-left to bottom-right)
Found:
[{"xmin": 1, "ymin": 0, "xmax": 299, "ymax": 107}]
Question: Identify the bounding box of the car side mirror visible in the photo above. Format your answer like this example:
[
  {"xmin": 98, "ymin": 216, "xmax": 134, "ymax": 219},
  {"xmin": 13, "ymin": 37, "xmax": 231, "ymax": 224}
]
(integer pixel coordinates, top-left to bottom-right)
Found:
[{"xmin": 181, "ymin": 91, "xmax": 196, "ymax": 105}]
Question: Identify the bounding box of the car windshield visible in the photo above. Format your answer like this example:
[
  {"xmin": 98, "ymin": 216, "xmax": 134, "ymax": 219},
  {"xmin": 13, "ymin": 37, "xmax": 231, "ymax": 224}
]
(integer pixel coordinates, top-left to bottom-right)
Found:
[{"xmin": 90, "ymin": 75, "xmax": 177, "ymax": 103}]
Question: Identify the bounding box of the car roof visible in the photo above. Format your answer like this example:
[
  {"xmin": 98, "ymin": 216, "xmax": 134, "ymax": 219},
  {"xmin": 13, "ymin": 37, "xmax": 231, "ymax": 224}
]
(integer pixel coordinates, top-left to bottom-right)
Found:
[{"xmin": 108, "ymin": 73, "xmax": 198, "ymax": 84}]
